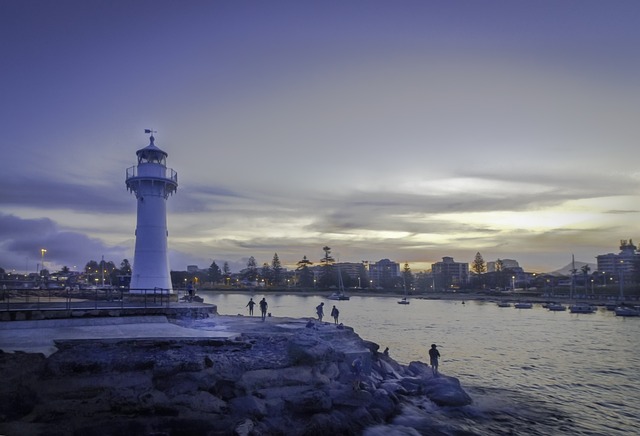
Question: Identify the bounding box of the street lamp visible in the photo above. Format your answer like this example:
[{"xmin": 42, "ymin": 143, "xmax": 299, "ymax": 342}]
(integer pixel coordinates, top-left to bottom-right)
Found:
[{"xmin": 511, "ymin": 276, "xmax": 515, "ymax": 291}]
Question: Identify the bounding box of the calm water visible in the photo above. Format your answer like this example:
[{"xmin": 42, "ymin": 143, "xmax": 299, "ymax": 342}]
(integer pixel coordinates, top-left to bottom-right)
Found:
[{"xmin": 200, "ymin": 292, "xmax": 640, "ymax": 435}]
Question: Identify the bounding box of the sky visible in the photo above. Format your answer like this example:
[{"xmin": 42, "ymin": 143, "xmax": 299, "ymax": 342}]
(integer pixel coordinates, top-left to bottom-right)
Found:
[{"xmin": 1, "ymin": 0, "xmax": 640, "ymax": 275}]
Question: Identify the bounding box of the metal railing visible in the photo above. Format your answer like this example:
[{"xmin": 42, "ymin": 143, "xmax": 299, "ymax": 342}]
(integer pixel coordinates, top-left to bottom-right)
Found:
[{"xmin": 0, "ymin": 287, "xmax": 190, "ymax": 312}]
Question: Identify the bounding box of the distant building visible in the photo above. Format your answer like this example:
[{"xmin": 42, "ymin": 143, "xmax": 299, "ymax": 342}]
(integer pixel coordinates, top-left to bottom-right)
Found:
[
  {"xmin": 335, "ymin": 262, "xmax": 365, "ymax": 287},
  {"xmin": 431, "ymin": 257, "xmax": 469, "ymax": 291},
  {"xmin": 596, "ymin": 239, "xmax": 638, "ymax": 282},
  {"xmin": 486, "ymin": 259, "xmax": 520, "ymax": 272},
  {"xmin": 367, "ymin": 259, "xmax": 400, "ymax": 288},
  {"xmin": 187, "ymin": 265, "xmax": 200, "ymax": 273}
]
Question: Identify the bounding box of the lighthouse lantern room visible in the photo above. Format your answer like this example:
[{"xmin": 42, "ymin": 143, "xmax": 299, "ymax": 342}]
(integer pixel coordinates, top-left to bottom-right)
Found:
[{"xmin": 125, "ymin": 132, "xmax": 178, "ymax": 293}]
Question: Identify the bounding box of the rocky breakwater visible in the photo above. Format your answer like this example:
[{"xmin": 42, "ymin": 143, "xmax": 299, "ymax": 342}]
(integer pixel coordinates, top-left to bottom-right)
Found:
[{"xmin": 0, "ymin": 315, "xmax": 471, "ymax": 435}]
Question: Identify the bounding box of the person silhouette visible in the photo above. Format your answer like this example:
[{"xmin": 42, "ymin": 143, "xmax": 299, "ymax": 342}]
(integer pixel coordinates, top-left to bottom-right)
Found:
[
  {"xmin": 429, "ymin": 344, "xmax": 441, "ymax": 375},
  {"xmin": 246, "ymin": 298, "xmax": 256, "ymax": 316},
  {"xmin": 316, "ymin": 302, "xmax": 325, "ymax": 321},
  {"xmin": 259, "ymin": 298, "xmax": 268, "ymax": 321},
  {"xmin": 331, "ymin": 305, "xmax": 339, "ymax": 324}
]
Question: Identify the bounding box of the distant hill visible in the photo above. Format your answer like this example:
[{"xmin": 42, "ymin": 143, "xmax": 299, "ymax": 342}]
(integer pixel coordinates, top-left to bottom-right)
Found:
[{"xmin": 549, "ymin": 261, "xmax": 597, "ymax": 276}]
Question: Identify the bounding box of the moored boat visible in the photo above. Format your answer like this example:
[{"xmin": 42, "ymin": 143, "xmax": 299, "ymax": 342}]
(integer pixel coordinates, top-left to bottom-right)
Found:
[
  {"xmin": 614, "ymin": 306, "xmax": 640, "ymax": 317},
  {"xmin": 569, "ymin": 303, "xmax": 596, "ymax": 314},
  {"xmin": 327, "ymin": 265, "xmax": 350, "ymax": 301},
  {"xmin": 514, "ymin": 302, "xmax": 533, "ymax": 309},
  {"xmin": 497, "ymin": 301, "xmax": 511, "ymax": 308},
  {"xmin": 547, "ymin": 303, "xmax": 567, "ymax": 311}
]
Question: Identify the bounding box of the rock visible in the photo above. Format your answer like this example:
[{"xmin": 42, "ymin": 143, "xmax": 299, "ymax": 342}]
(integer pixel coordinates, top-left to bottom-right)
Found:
[
  {"xmin": 234, "ymin": 418, "xmax": 255, "ymax": 436},
  {"xmin": 422, "ymin": 375, "xmax": 472, "ymax": 407},
  {"xmin": 0, "ymin": 315, "xmax": 473, "ymax": 435},
  {"xmin": 229, "ymin": 394, "xmax": 267, "ymax": 417},
  {"xmin": 286, "ymin": 389, "xmax": 332, "ymax": 413}
]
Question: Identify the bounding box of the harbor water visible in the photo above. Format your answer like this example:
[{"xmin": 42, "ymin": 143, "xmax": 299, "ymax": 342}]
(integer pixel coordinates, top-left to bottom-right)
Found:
[{"xmin": 200, "ymin": 292, "xmax": 639, "ymax": 435}]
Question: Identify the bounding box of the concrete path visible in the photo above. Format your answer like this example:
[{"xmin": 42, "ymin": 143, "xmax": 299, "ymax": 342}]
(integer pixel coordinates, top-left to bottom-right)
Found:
[{"xmin": 0, "ymin": 316, "xmax": 239, "ymax": 356}]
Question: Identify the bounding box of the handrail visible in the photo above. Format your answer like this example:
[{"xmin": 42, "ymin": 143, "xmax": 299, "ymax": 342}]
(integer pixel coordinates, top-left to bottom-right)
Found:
[{"xmin": 0, "ymin": 287, "xmax": 189, "ymax": 313}]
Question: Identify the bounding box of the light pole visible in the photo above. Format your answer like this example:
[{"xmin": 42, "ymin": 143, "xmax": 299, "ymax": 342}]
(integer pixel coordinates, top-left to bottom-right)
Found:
[{"xmin": 511, "ymin": 275, "xmax": 515, "ymax": 291}]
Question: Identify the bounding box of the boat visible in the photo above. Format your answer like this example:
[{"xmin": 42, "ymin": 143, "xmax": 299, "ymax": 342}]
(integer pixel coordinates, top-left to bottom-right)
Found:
[
  {"xmin": 497, "ymin": 301, "xmax": 511, "ymax": 308},
  {"xmin": 604, "ymin": 302, "xmax": 618, "ymax": 311},
  {"xmin": 547, "ymin": 303, "xmax": 567, "ymax": 311},
  {"xmin": 569, "ymin": 303, "xmax": 596, "ymax": 314},
  {"xmin": 614, "ymin": 306, "xmax": 640, "ymax": 317},
  {"xmin": 398, "ymin": 278, "xmax": 410, "ymax": 304},
  {"xmin": 327, "ymin": 265, "xmax": 350, "ymax": 301},
  {"xmin": 514, "ymin": 302, "xmax": 533, "ymax": 309},
  {"xmin": 327, "ymin": 292, "xmax": 350, "ymax": 301}
]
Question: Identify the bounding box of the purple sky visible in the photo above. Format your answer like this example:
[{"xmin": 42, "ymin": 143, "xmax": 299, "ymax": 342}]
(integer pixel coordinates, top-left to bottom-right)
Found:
[{"xmin": 1, "ymin": 0, "xmax": 640, "ymax": 274}]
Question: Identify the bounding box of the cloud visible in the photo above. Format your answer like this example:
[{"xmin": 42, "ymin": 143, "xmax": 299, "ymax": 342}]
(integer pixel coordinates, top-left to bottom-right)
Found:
[{"xmin": 0, "ymin": 213, "xmax": 127, "ymax": 272}]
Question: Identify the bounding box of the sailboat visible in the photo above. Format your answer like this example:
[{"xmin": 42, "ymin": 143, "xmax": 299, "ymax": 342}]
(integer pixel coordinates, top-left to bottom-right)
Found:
[
  {"xmin": 398, "ymin": 278, "xmax": 410, "ymax": 304},
  {"xmin": 327, "ymin": 265, "xmax": 350, "ymax": 300}
]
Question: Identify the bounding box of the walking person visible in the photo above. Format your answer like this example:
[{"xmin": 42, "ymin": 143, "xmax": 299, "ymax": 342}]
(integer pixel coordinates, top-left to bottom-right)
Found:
[
  {"xmin": 246, "ymin": 298, "xmax": 256, "ymax": 316},
  {"xmin": 259, "ymin": 298, "xmax": 268, "ymax": 321},
  {"xmin": 429, "ymin": 344, "xmax": 440, "ymax": 376},
  {"xmin": 331, "ymin": 305, "xmax": 340, "ymax": 324},
  {"xmin": 316, "ymin": 302, "xmax": 325, "ymax": 322}
]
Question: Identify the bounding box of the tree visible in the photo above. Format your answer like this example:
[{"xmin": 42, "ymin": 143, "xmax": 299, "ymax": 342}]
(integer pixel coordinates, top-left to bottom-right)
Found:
[
  {"xmin": 244, "ymin": 256, "xmax": 258, "ymax": 282},
  {"xmin": 271, "ymin": 253, "xmax": 283, "ymax": 285},
  {"xmin": 472, "ymin": 252, "xmax": 486, "ymax": 275},
  {"xmin": 296, "ymin": 255, "xmax": 314, "ymax": 288},
  {"xmin": 223, "ymin": 262, "xmax": 231, "ymax": 285},
  {"xmin": 402, "ymin": 263, "xmax": 414, "ymax": 291},
  {"xmin": 208, "ymin": 261, "xmax": 222, "ymax": 284},
  {"xmin": 471, "ymin": 252, "xmax": 486, "ymax": 288},
  {"xmin": 319, "ymin": 246, "xmax": 335, "ymax": 288},
  {"xmin": 260, "ymin": 262, "xmax": 272, "ymax": 285},
  {"xmin": 120, "ymin": 259, "xmax": 132, "ymax": 275},
  {"xmin": 494, "ymin": 259, "xmax": 506, "ymax": 288}
]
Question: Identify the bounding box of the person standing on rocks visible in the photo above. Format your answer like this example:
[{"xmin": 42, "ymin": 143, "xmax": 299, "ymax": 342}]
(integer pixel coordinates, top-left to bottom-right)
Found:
[
  {"xmin": 429, "ymin": 343, "xmax": 440, "ymax": 376},
  {"xmin": 259, "ymin": 298, "xmax": 268, "ymax": 321},
  {"xmin": 316, "ymin": 302, "xmax": 325, "ymax": 322},
  {"xmin": 331, "ymin": 305, "xmax": 339, "ymax": 324},
  {"xmin": 246, "ymin": 298, "xmax": 256, "ymax": 316}
]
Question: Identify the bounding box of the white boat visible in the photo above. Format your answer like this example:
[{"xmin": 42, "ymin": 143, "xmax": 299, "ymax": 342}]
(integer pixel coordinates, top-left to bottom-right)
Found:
[
  {"xmin": 327, "ymin": 265, "xmax": 350, "ymax": 301},
  {"xmin": 569, "ymin": 303, "xmax": 596, "ymax": 314},
  {"xmin": 514, "ymin": 302, "xmax": 533, "ymax": 309},
  {"xmin": 327, "ymin": 292, "xmax": 350, "ymax": 301},
  {"xmin": 398, "ymin": 279, "xmax": 410, "ymax": 304},
  {"xmin": 547, "ymin": 303, "xmax": 567, "ymax": 311},
  {"xmin": 614, "ymin": 306, "xmax": 640, "ymax": 317}
]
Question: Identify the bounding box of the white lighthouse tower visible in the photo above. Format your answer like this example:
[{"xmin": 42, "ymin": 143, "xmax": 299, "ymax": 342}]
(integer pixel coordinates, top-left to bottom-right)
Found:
[{"xmin": 126, "ymin": 132, "xmax": 178, "ymax": 293}]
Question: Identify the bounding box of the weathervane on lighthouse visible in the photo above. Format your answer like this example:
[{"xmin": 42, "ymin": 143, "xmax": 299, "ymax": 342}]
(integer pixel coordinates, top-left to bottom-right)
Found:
[{"xmin": 126, "ymin": 130, "xmax": 178, "ymax": 293}]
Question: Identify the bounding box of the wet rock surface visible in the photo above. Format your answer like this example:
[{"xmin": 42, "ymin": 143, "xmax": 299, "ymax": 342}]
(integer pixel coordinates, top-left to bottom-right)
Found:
[{"xmin": 0, "ymin": 315, "xmax": 471, "ymax": 435}]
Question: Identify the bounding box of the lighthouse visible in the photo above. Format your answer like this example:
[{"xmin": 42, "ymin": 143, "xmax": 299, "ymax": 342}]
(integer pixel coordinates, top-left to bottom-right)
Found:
[{"xmin": 126, "ymin": 132, "xmax": 178, "ymax": 293}]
